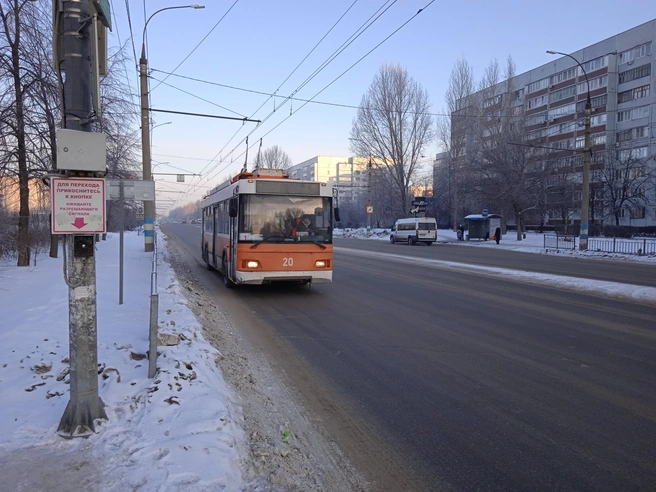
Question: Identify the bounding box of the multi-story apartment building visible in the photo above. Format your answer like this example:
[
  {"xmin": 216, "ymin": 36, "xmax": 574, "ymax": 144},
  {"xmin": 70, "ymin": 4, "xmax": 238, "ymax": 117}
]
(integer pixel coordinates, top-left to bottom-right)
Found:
[
  {"xmin": 450, "ymin": 19, "xmax": 656, "ymax": 228},
  {"xmin": 287, "ymin": 155, "xmax": 370, "ymax": 202}
]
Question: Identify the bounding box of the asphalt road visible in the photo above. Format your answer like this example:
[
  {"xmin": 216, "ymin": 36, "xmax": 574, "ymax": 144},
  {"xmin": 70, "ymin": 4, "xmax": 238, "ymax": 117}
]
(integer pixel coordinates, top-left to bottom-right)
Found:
[
  {"xmin": 337, "ymin": 236, "xmax": 656, "ymax": 288},
  {"xmin": 164, "ymin": 224, "xmax": 656, "ymax": 491}
]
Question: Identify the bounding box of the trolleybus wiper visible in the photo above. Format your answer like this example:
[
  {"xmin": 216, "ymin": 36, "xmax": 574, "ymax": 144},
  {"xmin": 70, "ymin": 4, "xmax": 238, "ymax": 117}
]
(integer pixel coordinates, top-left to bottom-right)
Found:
[
  {"xmin": 250, "ymin": 235, "xmax": 284, "ymax": 249},
  {"xmin": 309, "ymin": 241, "xmax": 327, "ymax": 250}
]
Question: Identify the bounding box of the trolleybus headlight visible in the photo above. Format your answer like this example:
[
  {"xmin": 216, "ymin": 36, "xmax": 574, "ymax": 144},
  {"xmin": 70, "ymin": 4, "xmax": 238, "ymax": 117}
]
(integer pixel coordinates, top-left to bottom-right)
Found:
[
  {"xmin": 246, "ymin": 260, "xmax": 259, "ymax": 268},
  {"xmin": 315, "ymin": 260, "xmax": 327, "ymax": 268}
]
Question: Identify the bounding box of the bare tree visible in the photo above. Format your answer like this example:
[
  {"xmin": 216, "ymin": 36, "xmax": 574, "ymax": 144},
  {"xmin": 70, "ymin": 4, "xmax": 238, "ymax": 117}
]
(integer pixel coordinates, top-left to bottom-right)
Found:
[
  {"xmin": 595, "ymin": 149, "xmax": 655, "ymax": 226},
  {"xmin": 350, "ymin": 63, "xmax": 433, "ymax": 218},
  {"xmin": 474, "ymin": 57, "xmax": 545, "ymax": 239},
  {"xmin": 437, "ymin": 56, "xmax": 475, "ymax": 229},
  {"xmin": 254, "ymin": 144, "xmax": 292, "ymax": 170},
  {"xmin": 544, "ymin": 156, "xmax": 579, "ymax": 233},
  {"xmin": 0, "ymin": 0, "xmax": 37, "ymax": 266}
]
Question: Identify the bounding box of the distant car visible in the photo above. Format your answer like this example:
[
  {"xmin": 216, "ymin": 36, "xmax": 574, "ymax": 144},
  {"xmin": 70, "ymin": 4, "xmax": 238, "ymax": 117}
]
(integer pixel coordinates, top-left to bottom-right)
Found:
[{"xmin": 390, "ymin": 217, "xmax": 437, "ymax": 245}]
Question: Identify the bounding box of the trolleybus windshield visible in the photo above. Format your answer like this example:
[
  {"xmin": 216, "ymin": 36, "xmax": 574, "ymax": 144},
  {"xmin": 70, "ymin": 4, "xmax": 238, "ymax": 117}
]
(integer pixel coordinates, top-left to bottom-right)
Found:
[{"xmin": 238, "ymin": 194, "xmax": 332, "ymax": 244}]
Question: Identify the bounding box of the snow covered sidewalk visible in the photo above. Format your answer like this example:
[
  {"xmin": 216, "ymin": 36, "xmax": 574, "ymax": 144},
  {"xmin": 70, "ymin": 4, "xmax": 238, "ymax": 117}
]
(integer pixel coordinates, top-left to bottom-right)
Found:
[
  {"xmin": 0, "ymin": 232, "xmax": 246, "ymax": 491},
  {"xmin": 335, "ymin": 227, "xmax": 656, "ymax": 262}
]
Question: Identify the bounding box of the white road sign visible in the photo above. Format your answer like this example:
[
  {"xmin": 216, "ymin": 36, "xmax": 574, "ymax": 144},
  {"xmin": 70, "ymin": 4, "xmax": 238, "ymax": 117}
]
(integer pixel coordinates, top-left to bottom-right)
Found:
[
  {"xmin": 51, "ymin": 177, "xmax": 106, "ymax": 234},
  {"xmin": 106, "ymin": 179, "xmax": 155, "ymax": 201}
]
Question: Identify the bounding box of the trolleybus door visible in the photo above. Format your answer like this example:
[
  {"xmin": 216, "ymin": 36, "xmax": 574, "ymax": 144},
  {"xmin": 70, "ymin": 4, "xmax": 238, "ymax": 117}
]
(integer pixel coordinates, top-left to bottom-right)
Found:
[
  {"xmin": 228, "ymin": 196, "xmax": 238, "ymax": 281},
  {"xmin": 211, "ymin": 205, "xmax": 217, "ymax": 268}
]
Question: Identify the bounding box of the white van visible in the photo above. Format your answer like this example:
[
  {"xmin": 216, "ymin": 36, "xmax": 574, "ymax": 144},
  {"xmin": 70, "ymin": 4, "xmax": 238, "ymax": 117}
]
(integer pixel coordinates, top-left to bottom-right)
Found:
[{"xmin": 390, "ymin": 217, "xmax": 437, "ymax": 245}]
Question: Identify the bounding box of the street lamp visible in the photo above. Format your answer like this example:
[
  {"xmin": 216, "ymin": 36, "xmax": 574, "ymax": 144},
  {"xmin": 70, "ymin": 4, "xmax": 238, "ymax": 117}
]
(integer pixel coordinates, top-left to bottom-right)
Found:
[
  {"xmin": 547, "ymin": 50, "xmax": 591, "ymax": 250},
  {"xmin": 150, "ymin": 121, "xmax": 172, "ymax": 140},
  {"xmin": 140, "ymin": 5, "xmax": 204, "ymax": 252}
]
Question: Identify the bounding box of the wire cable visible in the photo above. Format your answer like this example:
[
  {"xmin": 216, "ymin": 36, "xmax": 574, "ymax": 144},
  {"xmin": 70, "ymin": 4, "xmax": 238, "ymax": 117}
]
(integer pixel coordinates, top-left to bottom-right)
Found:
[
  {"xmin": 148, "ymin": 76, "xmax": 246, "ymax": 117},
  {"xmin": 174, "ymin": 0, "xmax": 401, "ymax": 199},
  {"xmin": 179, "ymin": 0, "xmax": 370, "ymax": 191},
  {"xmin": 164, "ymin": 1, "xmax": 434, "ymax": 212},
  {"xmin": 149, "ymin": 0, "xmax": 241, "ymax": 93},
  {"xmin": 204, "ymin": 0, "xmax": 435, "ymax": 183}
]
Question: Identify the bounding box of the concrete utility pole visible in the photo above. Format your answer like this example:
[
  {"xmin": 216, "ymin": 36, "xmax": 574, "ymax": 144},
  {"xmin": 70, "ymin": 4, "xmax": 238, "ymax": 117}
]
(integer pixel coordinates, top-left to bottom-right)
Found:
[
  {"xmin": 58, "ymin": 0, "xmax": 107, "ymax": 436},
  {"xmin": 547, "ymin": 50, "xmax": 592, "ymax": 250},
  {"xmin": 139, "ymin": 45, "xmax": 154, "ymax": 252}
]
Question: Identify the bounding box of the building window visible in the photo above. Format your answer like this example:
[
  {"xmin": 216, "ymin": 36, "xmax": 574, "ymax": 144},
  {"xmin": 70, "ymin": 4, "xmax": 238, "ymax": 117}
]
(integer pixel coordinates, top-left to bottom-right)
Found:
[
  {"xmin": 515, "ymin": 88, "xmax": 524, "ymax": 99},
  {"xmin": 483, "ymin": 94, "xmax": 502, "ymax": 108},
  {"xmin": 573, "ymin": 133, "xmax": 604, "ymax": 148},
  {"xmin": 527, "ymin": 78, "xmax": 549, "ymax": 93},
  {"xmin": 528, "ymin": 94, "xmax": 549, "ymax": 109},
  {"xmin": 616, "ymin": 126, "xmax": 649, "ymax": 143},
  {"xmin": 617, "ymin": 105, "xmax": 649, "ymax": 122},
  {"xmin": 579, "ymin": 55, "xmax": 608, "ymax": 75},
  {"xmin": 549, "ymin": 67, "xmax": 577, "ymax": 85},
  {"xmin": 630, "ymin": 207, "xmax": 646, "ymax": 219},
  {"xmin": 592, "ymin": 133, "xmax": 606, "ymax": 146},
  {"xmin": 618, "ymin": 146, "xmax": 648, "ymax": 160},
  {"xmin": 618, "ymin": 42, "xmax": 652, "ymax": 64},
  {"xmin": 512, "ymin": 105, "xmax": 524, "ymax": 116},
  {"xmin": 549, "ymin": 85, "xmax": 576, "ymax": 103},
  {"xmin": 551, "ymin": 138, "xmax": 574, "ymax": 150},
  {"xmin": 576, "ymin": 94, "xmax": 607, "ymax": 112},
  {"xmin": 590, "ymin": 113, "xmax": 607, "ymax": 127},
  {"xmin": 577, "ymin": 75, "xmax": 608, "ymax": 93},
  {"xmin": 618, "ymin": 63, "xmax": 651, "ymax": 84},
  {"xmin": 547, "ymin": 103, "xmax": 575, "ymax": 120},
  {"xmin": 618, "ymin": 84, "xmax": 650, "ymax": 104},
  {"xmin": 631, "ymin": 167, "xmax": 647, "ymax": 179},
  {"xmin": 527, "ymin": 111, "xmax": 548, "ymax": 126}
]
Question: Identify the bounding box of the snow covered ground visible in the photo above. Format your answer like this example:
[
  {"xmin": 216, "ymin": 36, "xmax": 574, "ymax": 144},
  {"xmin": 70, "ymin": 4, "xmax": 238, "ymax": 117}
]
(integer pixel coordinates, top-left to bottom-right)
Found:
[
  {"xmin": 1, "ymin": 226, "xmax": 654, "ymax": 491},
  {"xmin": 0, "ymin": 232, "xmax": 245, "ymax": 491},
  {"xmin": 334, "ymin": 227, "xmax": 656, "ymax": 263}
]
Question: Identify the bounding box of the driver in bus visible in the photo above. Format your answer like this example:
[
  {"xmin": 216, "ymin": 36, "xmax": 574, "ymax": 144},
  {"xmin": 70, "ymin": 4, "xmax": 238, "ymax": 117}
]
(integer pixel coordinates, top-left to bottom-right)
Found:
[
  {"xmin": 284, "ymin": 218, "xmax": 297, "ymax": 238},
  {"xmin": 296, "ymin": 216, "xmax": 314, "ymax": 234}
]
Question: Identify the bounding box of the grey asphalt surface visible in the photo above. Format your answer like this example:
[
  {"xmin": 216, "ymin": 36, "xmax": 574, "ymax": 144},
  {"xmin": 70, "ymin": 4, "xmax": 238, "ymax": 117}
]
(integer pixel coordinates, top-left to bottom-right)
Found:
[
  {"xmin": 164, "ymin": 224, "xmax": 656, "ymax": 491},
  {"xmin": 337, "ymin": 236, "xmax": 656, "ymax": 287}
]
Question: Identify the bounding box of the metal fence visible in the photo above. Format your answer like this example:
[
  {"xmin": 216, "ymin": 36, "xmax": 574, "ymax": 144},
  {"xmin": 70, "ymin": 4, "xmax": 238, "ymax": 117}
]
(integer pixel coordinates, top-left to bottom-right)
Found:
[
  {"xmin": 544, "ymin": 234, "xmax": 577, "ymax": 250},
  {"xmin": 588, "ymin": 237, "xmax": 656, "ymax": 255}
]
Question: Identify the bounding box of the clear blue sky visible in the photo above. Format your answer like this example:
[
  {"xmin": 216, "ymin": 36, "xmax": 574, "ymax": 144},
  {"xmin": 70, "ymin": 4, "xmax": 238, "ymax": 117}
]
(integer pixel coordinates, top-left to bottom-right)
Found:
[{"xmin": 111, "ymin": 0, "xmax": 656, "ymax": 211}]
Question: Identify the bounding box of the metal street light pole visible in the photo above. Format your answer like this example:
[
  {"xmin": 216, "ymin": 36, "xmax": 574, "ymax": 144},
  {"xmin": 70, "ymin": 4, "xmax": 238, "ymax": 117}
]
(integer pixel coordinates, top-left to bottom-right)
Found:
[
  {"xmin": 547, "ymin": 50, "xmax": 591, "ymax": 250},
  {"xmin": 141, "ymin": 5, "xmax": 204, "ymax": 251}
]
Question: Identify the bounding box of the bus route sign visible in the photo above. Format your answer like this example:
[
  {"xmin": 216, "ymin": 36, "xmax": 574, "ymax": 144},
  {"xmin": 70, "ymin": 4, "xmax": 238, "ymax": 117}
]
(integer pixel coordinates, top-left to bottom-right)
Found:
[{"xmin": 51, "ymin": 177, "xmax": 106, "ymax": 234}]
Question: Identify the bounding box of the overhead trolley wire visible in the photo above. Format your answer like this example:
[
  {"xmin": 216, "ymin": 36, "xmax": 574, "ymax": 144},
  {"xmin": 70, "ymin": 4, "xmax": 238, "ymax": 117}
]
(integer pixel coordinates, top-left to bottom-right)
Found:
[
  {"xmin": 202, "ymin": 0, "xmax": 436, "ymax": 185},
  {"xmin": 164, "ymin": 1, "xmax": 434, "ymax": 213},
  {"xmin": 149, "ymin": 0, "xmax": 242, "ymax": 93},
  {"xmin": 170, "ymin": 0, "xmax": 400, "ymax": 207},
  {"xmin": 166, "ymin": 0, "xmax": 368, "ymax": 203}
]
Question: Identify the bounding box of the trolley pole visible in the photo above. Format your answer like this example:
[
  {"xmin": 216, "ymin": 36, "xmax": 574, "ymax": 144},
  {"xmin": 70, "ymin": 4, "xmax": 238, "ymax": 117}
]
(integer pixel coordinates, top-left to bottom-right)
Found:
[{"xmin": 57, "ymin": 0, "xmax": 107, "ymax": 437}]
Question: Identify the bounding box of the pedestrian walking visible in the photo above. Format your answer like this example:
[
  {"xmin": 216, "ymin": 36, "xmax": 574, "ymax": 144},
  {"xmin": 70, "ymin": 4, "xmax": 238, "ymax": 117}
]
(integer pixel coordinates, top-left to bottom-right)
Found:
[{"xmin": 495, "ymin": 227, "xmax": 501, "ymax": 245}]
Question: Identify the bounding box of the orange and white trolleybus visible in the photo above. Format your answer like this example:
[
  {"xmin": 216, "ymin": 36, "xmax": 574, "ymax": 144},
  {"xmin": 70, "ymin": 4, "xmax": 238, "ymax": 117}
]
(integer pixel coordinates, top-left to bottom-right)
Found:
[{"xmin": 200, "ymin": 168, "xmax": 338, "ymax": 288}]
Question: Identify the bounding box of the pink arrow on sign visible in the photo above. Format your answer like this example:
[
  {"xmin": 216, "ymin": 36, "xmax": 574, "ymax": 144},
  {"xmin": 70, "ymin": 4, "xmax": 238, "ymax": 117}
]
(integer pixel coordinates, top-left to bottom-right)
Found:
[{"xmin": 72, "ymin": 217, "xmax": 87, "ymax": 229}]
